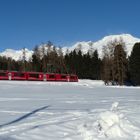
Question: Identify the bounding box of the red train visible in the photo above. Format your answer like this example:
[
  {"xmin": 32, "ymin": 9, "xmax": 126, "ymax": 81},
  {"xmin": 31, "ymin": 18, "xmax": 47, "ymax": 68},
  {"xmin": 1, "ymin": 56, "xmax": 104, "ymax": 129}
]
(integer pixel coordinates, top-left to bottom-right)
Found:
[{"xmin": 0, "ymin": 71, "xmax": 78, "ymax": 82}]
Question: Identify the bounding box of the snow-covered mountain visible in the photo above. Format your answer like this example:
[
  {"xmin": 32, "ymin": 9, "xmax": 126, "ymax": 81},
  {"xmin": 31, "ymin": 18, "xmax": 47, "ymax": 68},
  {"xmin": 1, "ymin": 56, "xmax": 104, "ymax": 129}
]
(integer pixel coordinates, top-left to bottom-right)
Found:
[
  {"xmin": 0, "ymin": 34, "xmax": 140, "ymax": 61},
  {"xmin": 0, "ymin": 48, "xmax": 33, "ymax": 61},
  {"xmin": 63, "ymin": 34, "xmax": 140, "ymax": 57}
]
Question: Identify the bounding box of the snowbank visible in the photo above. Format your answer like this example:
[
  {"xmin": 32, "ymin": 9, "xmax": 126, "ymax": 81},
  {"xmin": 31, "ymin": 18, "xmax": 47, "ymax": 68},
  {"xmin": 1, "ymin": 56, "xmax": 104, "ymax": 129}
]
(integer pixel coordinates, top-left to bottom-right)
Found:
[
  {"xmin": 78, "ymin": 102, "xmax": 140, "ymax": 140},
  {"xmin": 78, "ymin": 80, "xmax": 105, "ymax": 87}
]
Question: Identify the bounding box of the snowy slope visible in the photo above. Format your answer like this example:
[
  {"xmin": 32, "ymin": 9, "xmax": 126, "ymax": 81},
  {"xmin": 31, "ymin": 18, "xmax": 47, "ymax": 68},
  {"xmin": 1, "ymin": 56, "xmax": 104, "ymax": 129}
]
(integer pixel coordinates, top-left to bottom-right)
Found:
[
  {"xmin": 0, "ymin": 34, "xmax": 140, "ymax": 61},
  {"xmin": 0, "ymin": 80, "xmax": 140, "ymax": 140}
]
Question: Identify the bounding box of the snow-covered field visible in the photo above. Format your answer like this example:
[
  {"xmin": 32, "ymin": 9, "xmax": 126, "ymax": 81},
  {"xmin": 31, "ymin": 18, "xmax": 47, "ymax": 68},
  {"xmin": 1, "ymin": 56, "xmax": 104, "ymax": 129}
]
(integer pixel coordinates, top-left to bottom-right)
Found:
[{"xmin": 0, "ymin": 80, "xmax": 140, "ymax": 140}]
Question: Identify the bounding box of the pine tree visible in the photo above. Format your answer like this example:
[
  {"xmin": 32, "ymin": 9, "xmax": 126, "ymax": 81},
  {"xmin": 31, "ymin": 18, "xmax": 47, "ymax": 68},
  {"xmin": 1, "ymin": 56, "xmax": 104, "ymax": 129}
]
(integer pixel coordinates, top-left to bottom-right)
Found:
[
  {"xmin": 41, "ymin": 44, "xmax": 47, "ymax": 72},
  {"xmin": 91, "ymin": 50, "xmax": 101, "ymax": 80},
  {"xmin": 102, "ymin": 56, "xmax": 112, "ymax": 85},
  {"xmin": 22, "ymin": 47, "xmax": 26, "ymax": 71},
  {"xmin": 7, "ymin": 57, "xmax": 12, "ymax": 71},
  {"xmin": 32, "ymin": 45, "xmax": 42, "ymax": 72},
  {"xmin": 113, "ymin": 44, "xmax": 127, "ymax": 85},
  {"xmin": 129, "ymin": 42, "xmax": 140, "ymax": 85},
  {"xmin": 57, "ymin": 47, "xmax": 67, "ymax": 73}
]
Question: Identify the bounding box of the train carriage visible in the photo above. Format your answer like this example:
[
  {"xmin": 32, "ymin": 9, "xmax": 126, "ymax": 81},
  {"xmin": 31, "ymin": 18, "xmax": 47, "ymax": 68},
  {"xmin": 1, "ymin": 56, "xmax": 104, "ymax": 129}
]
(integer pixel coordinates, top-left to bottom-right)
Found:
[
  {"xmin": 11, "ymin": 71, "xmax": 27, "ymax": 80},
  {"xmin": 55, "ymin": 74, "xmax": 69, "ymax": 82},
  {"xmin": 46, "ymin": 73, "xmax": 56, "ymax": 81},
  {"xmin": 27, "ymin": 72, "xmax": 44, "ymax": 81},
  {"xmin": 0, "ymin": 71, "xmax": 9, "ymax": 80},
  {"xmin": 69, "ymin": 75, "xmax": 78, "ymax": 82}
]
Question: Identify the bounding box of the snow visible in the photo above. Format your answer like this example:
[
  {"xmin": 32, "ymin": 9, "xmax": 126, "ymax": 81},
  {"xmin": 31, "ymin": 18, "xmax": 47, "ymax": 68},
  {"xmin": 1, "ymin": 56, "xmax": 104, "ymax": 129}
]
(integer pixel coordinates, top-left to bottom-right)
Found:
[
  {"xmin": 1, "ymin": 34, "xmax": 140, "ymax": 60},
  {"xmin": 0, "ymin": 80, "xmax": 140, "ymax": 140},
  {"xmin": 0, "ymin": 48, "xmax": 33, "ymax": 61},
  {"xmin": 66, "ymin": 34, "xmax": 140, "ymax": 58},
  {"xmin": 97, "ymin": 102, "xmax": 140, "ymax": 139}
]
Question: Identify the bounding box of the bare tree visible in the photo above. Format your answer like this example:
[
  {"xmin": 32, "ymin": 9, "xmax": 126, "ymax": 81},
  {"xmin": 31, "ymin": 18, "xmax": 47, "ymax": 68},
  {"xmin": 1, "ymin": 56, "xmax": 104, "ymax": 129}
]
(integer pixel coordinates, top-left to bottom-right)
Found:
[
  {"xmin": 22, "ymin": 47, "xmax": 26, "ymax": 71},
  {"xmin": 102, "ymin": 37, "xmax": 126, "ymax": 85}
]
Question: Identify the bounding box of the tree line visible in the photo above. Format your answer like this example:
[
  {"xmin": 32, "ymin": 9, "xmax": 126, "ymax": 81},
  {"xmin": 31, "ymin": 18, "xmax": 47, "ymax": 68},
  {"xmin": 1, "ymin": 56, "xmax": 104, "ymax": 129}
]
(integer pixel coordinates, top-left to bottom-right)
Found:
[{"xmin": 0, "ymin": 39, "xmax": 140, "ymax": 86}]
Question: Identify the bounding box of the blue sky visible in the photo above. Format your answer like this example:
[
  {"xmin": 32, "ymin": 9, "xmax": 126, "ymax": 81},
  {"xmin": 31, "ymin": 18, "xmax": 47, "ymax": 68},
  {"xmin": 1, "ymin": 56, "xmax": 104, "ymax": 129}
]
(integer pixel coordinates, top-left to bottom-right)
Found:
[{"xmin": 0, "ymin": 0, "xmax": 140, "ymax": 50}]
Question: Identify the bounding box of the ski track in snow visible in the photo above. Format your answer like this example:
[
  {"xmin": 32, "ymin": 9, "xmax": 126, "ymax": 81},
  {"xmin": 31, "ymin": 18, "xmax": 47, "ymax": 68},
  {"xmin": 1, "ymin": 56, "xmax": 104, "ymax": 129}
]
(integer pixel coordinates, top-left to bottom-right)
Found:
[{"xmin": 0, "ymin": 80, "xmax": 140, "ymax": 140}]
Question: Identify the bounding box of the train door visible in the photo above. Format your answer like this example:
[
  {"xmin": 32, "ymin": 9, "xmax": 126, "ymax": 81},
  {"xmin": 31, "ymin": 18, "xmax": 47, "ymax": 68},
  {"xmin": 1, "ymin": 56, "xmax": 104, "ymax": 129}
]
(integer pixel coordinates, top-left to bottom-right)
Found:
[
  {"xmin": 67, "ymin": 75, "xmax": 70, "ymax": 82},
  {"xmin": 8, "ymin": 72, "xmax": 12, "ymax": 80},
  {"xmin": 43, "ymin": 74, "xmax": 46, "ymax": 81}
]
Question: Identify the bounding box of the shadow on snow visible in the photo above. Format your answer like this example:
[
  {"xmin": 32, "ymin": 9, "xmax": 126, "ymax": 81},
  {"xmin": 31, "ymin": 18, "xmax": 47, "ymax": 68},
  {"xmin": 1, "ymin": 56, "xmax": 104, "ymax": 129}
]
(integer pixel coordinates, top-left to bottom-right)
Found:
[{"xmin": 0, "ymin": 105, "xmax": 50, "ymax": 128}]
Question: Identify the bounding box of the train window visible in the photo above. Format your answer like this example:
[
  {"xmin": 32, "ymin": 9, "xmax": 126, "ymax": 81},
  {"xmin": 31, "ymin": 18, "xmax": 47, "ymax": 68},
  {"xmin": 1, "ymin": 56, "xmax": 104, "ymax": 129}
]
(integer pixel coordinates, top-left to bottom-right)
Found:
[
  {"xmin": 0, "ymin": 73, "xmax": 7, "ymax": 76},
  {"xmin": 14, "ymin": 73, "xmax": 25, "ymax": 77},
  {"xmin": 70, "ymin": 76, "xmax": 75, "ymax": 79},
  {"xmin": 61, "ymin": 75, "xmax": 66, "ymax": 79},
  {"xmin": 29, "ymin": 73, "xmax": 39, "ymax": 78},
  {"xmin": 49, "ymin": 75, "xmax": 55, "ymax": 79}
]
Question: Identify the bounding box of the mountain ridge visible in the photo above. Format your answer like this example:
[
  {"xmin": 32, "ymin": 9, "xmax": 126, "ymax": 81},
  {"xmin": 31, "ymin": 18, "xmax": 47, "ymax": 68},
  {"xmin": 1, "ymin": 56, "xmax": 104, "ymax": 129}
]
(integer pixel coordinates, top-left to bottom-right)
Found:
[{"xmin": 0, "ymin": 34, "xmax": 140, "ymax": 61}]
